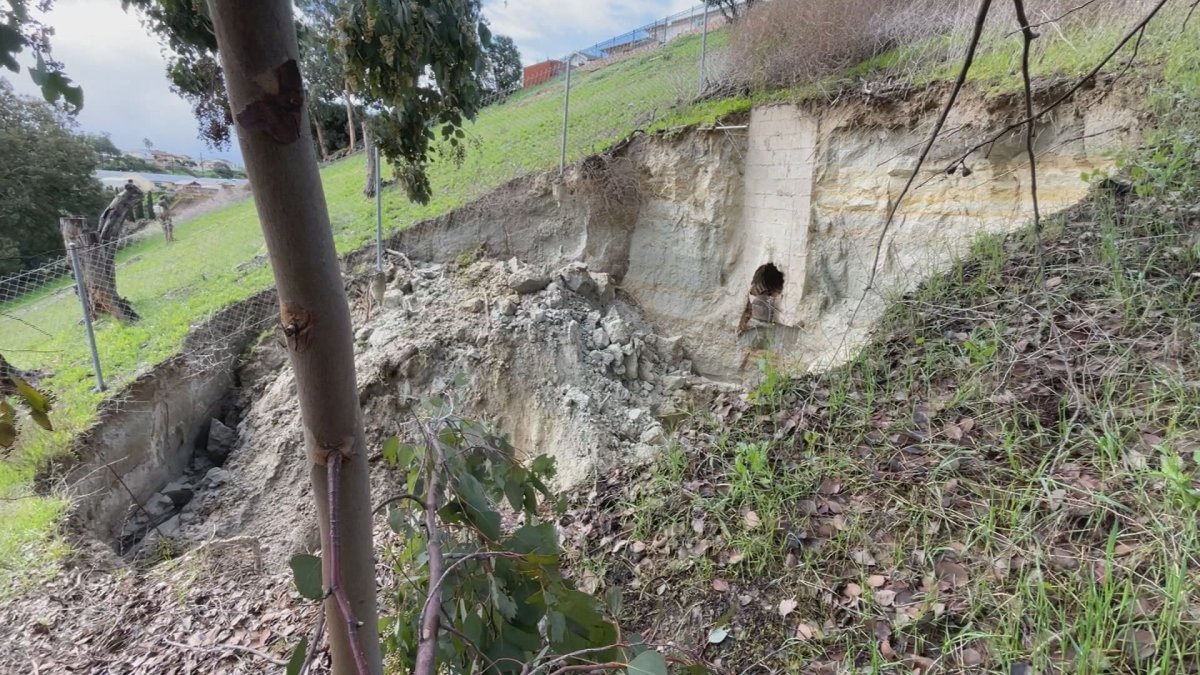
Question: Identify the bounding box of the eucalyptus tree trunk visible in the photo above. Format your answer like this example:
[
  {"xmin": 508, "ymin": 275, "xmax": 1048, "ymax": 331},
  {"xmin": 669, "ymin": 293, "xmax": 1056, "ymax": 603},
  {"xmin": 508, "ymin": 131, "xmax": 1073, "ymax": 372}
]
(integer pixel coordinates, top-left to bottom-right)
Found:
[
  {"xmin": 344, "ymin": 88, "xmax": 357, "ymax": 151},
  {"xmin": 204, "ymin": 2, "xmax": 383, "ymax": 673},
  {"xmin": 59, "ymin": 184, "xmax": 143, "ymax": 322},
  {"xmin": 363, "ymin": 123, "xmax": 377, "ymax": 198},
  {"xmin": 312, "ymin": 112, "xmax": 330, "ymax": 161}
]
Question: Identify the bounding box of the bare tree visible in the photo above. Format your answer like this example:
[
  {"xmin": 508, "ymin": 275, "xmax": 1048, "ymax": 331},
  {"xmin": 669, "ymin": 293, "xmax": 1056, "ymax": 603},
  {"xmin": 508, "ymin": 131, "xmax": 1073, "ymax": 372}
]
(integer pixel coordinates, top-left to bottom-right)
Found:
[
  {"xmin": 60, "ymin": 184, "xmax": 143, "ymax": 323},
  {"xmin": 363, "ymin": 122, "xmax": 377, "ymax": 198},
  {"xmin": 706, "ymin": 0, "xmax": 755, "ymax": 22},
  {"xmin": 204, "ymin": 1, "xmax": 382, "ymax": 673}
]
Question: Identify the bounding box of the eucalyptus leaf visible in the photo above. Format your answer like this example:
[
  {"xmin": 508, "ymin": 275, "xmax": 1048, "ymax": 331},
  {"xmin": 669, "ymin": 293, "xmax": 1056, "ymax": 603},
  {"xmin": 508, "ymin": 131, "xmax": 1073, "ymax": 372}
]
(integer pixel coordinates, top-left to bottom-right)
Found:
[
  {"xmin": 626, "ymin": 650, "xmax": 668, "ymax": 675},
  {"xmin": 285, "ymin": 637, "xmax": 308, "ymax": 675},
  {"xmin": 289, "ymin": 554, "xmax": 324, "ymax": 601}
]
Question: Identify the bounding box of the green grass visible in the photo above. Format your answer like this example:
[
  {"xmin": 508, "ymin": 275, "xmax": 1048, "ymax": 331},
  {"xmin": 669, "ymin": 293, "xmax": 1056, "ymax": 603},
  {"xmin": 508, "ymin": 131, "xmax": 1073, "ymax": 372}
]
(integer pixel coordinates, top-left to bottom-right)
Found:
[
  {"xmin": 0, "ymin": 30, "xmax": 739, "ymax": 582},
  {"xmin": 761, "ymin": 2, "xmax": 1200, "ymax": 104},
  {"xmin": 592, "ymin": 58, "xmax": 1200, "ymax": 672}
]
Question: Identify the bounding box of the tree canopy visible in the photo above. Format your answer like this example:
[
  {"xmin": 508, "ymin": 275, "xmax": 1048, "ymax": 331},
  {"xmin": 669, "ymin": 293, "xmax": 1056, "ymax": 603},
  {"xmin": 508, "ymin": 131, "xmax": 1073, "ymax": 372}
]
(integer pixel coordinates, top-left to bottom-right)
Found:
[
  {"xmin": 0, "ymin": 0, "xmax": 82, "ymax": 109},
  {"xmin": 0, "ymin": 80, "xmax": 106, "ymax": 274},
  {"xmin": 341, "ymin": 0, "xmax": 490, "ymax": 203},
  {"xmin": 121, "ymin": 0, "xmax": 231, "ymax": 148},
  {"xmin": 486, "ymin": 34, "xmax": 522, "ymax": 94}
]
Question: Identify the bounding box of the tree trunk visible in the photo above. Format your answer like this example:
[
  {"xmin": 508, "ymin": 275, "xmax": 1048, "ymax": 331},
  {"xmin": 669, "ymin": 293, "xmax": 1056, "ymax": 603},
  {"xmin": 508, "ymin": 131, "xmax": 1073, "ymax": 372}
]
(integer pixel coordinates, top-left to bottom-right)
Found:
[
  {"xmin": 205, "ymin": 2, "xmax": 383, "ymax": 674},
  {"xmin": 60, "ymin": 185, "xmax": 142, "ymax": 323},
  {"xmin": 344, "ymin": 89, "xmax": 357, "ymax": 152},
  {"xmin": 311, "ymin": 111, "xmax": 329, "ymax": 161},
  {"xmin": 363, "ymin": 123, "xmax": 376, "ymax": 198},
  {"xmin": 0, "ymin": 352, "xmax": 22, "ymax": 395}
]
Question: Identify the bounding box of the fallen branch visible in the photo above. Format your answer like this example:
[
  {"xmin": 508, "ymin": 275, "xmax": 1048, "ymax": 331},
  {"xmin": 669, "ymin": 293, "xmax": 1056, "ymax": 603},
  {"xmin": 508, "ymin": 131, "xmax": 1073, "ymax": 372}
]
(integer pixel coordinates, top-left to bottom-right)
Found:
[
  {"xmin": 161, "ymin": 637, "xmax": 288, "ymax": 666},
  {"xmin": 298, "ymin": 607, "xmax": 327, "ymax": 675}
]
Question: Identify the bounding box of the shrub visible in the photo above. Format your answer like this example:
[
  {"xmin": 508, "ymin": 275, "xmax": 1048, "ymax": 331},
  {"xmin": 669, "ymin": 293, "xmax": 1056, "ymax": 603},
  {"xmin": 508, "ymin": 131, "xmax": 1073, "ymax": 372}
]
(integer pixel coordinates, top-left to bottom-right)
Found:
[
  {"xmin": 724, "ymin": 0, "xmax": 944, "ymax": 90},
  {"xmin": 724, "ymin": 0, "xmax": 1162, "ymax": 93}
]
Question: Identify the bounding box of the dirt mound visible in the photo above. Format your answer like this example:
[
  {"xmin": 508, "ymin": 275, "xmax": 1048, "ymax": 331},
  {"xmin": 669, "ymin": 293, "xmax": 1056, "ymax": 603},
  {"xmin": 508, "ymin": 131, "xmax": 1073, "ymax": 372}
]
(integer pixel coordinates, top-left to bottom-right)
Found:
[
  {"xmin": 117, "ymin": 255, "xmax": 722, "ymax": 567},
  {"xmin": 3, "ymin": 253, "xmax": 727, "ymax": 671}
]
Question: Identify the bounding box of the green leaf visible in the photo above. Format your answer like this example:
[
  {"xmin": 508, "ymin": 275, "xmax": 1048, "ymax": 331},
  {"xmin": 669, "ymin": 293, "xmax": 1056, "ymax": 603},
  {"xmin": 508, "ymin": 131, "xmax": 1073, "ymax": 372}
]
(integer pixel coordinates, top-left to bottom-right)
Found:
[
  {"xmin": 289, "ymin": 554, "xmax": 324, "ymax": 601},
  {"xmin": 285, "ymin": 637, "xmax": 308, "ymax": 675},
  {"xmin": 605, "ymin": 586, "xmax": 623, "ymax": 617},
  {"xmin": 387, "ymin": 504, "xmax": 413, "ymax": 535},
  {"xmin": 0, "ymin": 24, "xmax": 22, "ymax": 72},
  {"xmin": 531, "ymin": 454, "xmax": 556, "ymax": 478},
  {"xmin": 381, "ymin": 436, "xmax": 400, "ymax": 465},
  {"xmin": 14, "ymin": 377, "xmax": 51, "ymax": 414},
  {"xmin": 507, "ymin": 523, "xmax": 558, "ymax": 556},
  {"xmin": 462, "ymin": 610, "xmax": 484, "ymax": 647},
  {"xmin": 0, "ymin": 420, "xmax": 15, "ymax": 448},
  {"xmin": 626, "ymin": 650, "xmax": 668, "ymax": 675},
  {"xmin": 29, "ymin": 53, "xmax": 47, "ymax": 86},
  {"xmin": 500, "ymin": 620, "xmax": 541, "ymax": 652},
  {"xmin": 29, "ymin": 409, "xmax": 52, "ymax": 432},
  {"xmin": 492, "ymin": 585, "xmax": 517, "ymax": 620},
  {"xmin": 454, "ymin": 472, "xmax": 501, "ymax": 540},
  {"xmin": 547, "ymin": 610, "xmax": 567, "ymax": 644}
]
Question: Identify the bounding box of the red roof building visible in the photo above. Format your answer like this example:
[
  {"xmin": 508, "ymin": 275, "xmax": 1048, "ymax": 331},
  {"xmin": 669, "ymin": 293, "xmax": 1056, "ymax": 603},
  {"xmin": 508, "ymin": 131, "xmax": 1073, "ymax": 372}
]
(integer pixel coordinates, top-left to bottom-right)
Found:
[{"xmin": 523, "ymin": 59, "xmax": 565, "ymax": 88}]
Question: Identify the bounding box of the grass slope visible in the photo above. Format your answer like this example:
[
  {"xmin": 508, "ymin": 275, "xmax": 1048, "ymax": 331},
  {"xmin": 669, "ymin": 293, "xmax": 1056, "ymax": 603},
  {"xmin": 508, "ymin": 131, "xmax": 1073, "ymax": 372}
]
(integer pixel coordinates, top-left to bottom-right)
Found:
[{"xmin": 576, "ymin": 48, "xmax": 1200, "ymax": 673}]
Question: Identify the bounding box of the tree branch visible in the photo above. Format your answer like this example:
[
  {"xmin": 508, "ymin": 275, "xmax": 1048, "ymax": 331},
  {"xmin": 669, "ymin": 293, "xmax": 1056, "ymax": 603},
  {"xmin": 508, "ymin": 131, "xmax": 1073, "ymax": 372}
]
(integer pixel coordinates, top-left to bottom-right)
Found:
[
  {"xmin": 326, "ymin": 453, "xmax": 372, "ymax": 675},
  {"xmin": 827, "ymin": 0, "xmax": 995, "ymax": 363},
  {"xmin": 1012, "ymin": 0, "xmax": 1045, "ymax": 283},
  {"xmin": 1184, "ymin": 0, "xmax": 1199, "ymax": 32},
  {"xmin": 413, "ymin": 413, "xmax": 445, "ymax": 675},
  {"xmin": 298, "ymin": 607, "xmax": 327, "ymax": 675},
  {"xmin": 941, "ymin": 0, "xmax": 1172, "ymax": 176},
  {"xmin": 865, "ymin": 0, "xmax": 993, "ymax": 294},
  {"xmin": 1004, "ymin": 0, "xmax": 1104, "ymax": 36},
  {"xmin": 372, "ymin": 493, "xmax": 427, "ymax": 516}
]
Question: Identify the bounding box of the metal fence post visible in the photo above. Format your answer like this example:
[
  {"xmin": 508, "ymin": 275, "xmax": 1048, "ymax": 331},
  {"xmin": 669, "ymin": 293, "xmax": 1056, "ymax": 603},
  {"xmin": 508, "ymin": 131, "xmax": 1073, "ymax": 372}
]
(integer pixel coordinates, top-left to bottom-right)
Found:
[
  {"xmin": 560, "ymin": 55, "xmax": 573, "ymax": 177},
  {"xmin": 374, "ymin": 145, "xmax": 383, "ymax": 272},
  {"xmin": 67, "ymin": 243, "xmax": 106, "ymax": 392},
  {"xmin": 699, "ymin": 5, "xmax": 710, "ymax": 96}
]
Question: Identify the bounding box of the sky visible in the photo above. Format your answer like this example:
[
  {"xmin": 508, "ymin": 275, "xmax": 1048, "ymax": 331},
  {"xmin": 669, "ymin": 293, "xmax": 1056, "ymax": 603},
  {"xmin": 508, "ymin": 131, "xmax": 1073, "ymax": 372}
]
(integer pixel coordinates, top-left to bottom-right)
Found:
[{"xmin": 3, "ymin": 0, "xmax": 699, "ymax": 166}]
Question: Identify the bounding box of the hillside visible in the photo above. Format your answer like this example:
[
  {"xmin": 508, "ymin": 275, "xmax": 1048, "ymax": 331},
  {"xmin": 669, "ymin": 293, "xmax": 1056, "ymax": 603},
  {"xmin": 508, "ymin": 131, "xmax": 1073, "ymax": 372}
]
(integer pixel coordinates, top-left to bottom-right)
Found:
[
  {"xmin": 0, "ymin": 29, "xmax": 732, "ymax": 572},
  {"xmin": 2, "ymin": 3, "xmax": 1199, "ymax": 671}
]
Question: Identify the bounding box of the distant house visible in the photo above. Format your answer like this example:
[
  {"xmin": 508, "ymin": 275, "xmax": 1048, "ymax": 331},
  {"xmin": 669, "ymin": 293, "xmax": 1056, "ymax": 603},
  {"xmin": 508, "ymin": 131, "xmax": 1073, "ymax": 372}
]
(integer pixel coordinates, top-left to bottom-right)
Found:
[
  {"xmin": 523, "ymin": 59, "xmax": 565, "ymax": 88},
  {"xmin": 149, "ymin": 150, "xmax": 195, "ymax": 169},
  {"xmin": 564, "ymin": 52, "xmax": 594, "ymax": 69},
  {"xmin": 200, "ymin": 159, "xmax": 227, "ymax": 171},
  {"xmin": 603, "ymin": 35, "xmax": 657, "ymax": 57},
  {"xmin": 648, "ymin": 8, "xmax": 725, "ymax": 43},
  {"xmin": 95, "ymin": 170, "xmax": 248, "ymax": 192}
]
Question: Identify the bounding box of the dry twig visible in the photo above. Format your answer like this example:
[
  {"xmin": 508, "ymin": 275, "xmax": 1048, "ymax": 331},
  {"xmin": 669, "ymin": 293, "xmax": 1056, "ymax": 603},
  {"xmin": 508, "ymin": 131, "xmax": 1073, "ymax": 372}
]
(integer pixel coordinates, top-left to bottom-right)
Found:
[{"xmin": 161, "ymin": 637, "xmax": 288, "ymax": 667}]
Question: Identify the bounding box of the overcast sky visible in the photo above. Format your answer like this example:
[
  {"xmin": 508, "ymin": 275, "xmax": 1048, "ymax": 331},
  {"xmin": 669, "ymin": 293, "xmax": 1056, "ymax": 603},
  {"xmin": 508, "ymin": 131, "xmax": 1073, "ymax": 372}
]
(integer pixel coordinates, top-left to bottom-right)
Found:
[{"xmin": 2, "ymin": 0, "xmax": 698, "ymax": 165}]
